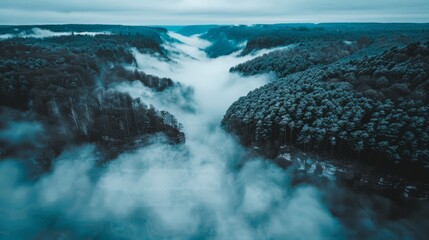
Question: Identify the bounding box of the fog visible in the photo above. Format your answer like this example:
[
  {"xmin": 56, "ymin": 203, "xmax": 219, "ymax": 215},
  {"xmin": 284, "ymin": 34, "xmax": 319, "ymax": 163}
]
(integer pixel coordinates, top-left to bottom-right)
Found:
[
  {"xmin": 0, "ymin": 144, "xmax": 343, "ymax": 239},
  {"xmin": 0, "ymin": 121, "xmax": 43, "ymax": 144},
  {"xmin": 0, "ymin": 28, "xmax": 110, "ymax": 40},
  {"xmin": 1, "ymin": 32, "xmax": 428, "ymax": 239}
]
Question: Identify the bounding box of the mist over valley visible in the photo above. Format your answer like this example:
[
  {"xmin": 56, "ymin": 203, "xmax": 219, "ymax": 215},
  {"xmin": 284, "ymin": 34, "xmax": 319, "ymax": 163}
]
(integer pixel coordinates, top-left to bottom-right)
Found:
[{"xmin": 1, "ymin": 22, "xmax": 429, "ymax": 239}]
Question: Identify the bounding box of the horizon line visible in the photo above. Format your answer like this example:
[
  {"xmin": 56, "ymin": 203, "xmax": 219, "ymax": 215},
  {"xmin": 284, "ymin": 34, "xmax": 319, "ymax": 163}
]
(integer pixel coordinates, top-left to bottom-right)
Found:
[{"xmin": 1, "ymin": 22, "xmax": 429, "ymax": 27}]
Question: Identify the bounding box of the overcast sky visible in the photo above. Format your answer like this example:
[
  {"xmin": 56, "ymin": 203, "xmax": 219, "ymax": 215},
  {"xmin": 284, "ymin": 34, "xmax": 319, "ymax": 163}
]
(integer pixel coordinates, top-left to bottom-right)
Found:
[{"xmin": 1, "ymin": 0, "xmax": 428, "ymax": 25}]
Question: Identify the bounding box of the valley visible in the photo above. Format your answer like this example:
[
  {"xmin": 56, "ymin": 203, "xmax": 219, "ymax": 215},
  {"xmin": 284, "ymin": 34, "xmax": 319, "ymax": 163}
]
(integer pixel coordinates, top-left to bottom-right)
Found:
[{"xmin": 1, "ymin": 23, "xmax": 429, "ymax": 239}]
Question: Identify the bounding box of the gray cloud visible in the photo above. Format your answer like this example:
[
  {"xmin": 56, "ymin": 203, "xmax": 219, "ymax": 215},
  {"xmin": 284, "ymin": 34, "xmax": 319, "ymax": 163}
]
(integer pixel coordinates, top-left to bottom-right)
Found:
[{"xmin": 0, "ymin": 0, "xmax": 428, "ymax": 24}]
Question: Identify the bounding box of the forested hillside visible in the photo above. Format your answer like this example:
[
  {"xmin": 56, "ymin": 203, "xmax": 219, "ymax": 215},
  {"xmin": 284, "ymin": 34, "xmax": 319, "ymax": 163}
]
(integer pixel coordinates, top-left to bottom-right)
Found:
[
  {"xmin": 0, "ymin": 29, "xmax": 185, "ymax": 173},
  {"xmin": 230, "ymin": 41, "xmax": 362, "ymax": 77},
  {"xmin": 223, "ymin": 42, "xmax": 429, "ymax": 183}
]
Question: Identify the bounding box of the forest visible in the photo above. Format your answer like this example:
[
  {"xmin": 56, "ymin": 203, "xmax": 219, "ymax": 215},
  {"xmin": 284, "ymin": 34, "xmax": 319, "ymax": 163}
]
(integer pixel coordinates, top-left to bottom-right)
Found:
[
  {"xmin": 1, "ymin": 22, "xmax": 429, "ymax": 239},
  {"xmin": 0, "ymin": 28, "xmax": 185, "ymax": 174},
  {"xmin": 2, "ymin": 23, "xmax": 429, "ymax": 190},
  {"xmin": 223, "ymin": 41, "xmax": 429, "ymax": 184},
  {"xmin": 230, "ymin": 40, "xmax": 362, "ymax": 77}
]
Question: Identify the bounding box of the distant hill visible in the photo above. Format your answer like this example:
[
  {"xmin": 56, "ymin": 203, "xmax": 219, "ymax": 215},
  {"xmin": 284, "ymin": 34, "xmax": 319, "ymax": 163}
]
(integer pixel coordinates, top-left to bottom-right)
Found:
[
  {"xmin": 176, "ymin": 25, "xmax": 219, "ymax": 36},
  {"xmin": 0, "ymin": 24, "xmax": 168, "ymax": 36},
  {"xmin": 202, "ymin": 23, "xmax": 429, "ymax": 57},
  {"xmin": 161, "ymin": 25, "xmax": 219, "ymax": 36}
]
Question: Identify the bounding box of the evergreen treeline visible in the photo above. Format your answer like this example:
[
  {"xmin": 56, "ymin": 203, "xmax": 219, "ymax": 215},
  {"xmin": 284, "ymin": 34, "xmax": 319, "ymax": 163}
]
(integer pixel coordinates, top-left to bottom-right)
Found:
[
  {"xmin": 230, "ymin": 41, "xmax": 362, "ymax": 77},
  {"xmin": 105, "ymin": 66, "xmax": 175, "ymax": 92}
]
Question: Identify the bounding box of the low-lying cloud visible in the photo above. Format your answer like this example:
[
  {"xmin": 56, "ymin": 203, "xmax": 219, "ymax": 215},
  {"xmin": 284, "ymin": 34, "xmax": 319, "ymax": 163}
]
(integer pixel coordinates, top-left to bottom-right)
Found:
[
  {"xmin": 0, "ymin": 141, "xmax": 343, "ymax": 239},
  {"xmin": 0, "ymin": 121, "xmax": 43, "ymax": 144}
]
